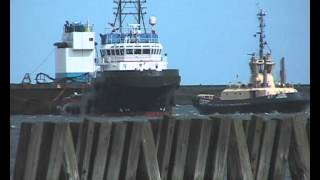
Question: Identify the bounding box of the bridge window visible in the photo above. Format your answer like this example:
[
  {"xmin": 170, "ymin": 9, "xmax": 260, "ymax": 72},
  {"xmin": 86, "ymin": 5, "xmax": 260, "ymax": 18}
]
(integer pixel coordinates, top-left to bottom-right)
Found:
[
  {"xmin": 120, "ymin": 49, "xmax": 124, "ymax": 55},
  {"xmin": 111, "ymin": 49, "xmax": 115, "ymax": 55},
  {"xmin": 116, "ymin": 49, "xmax": 120, "ymax": 55},
  {"xmin": 100, "ymin": 50, "xmax": 106, "ymax": 57},
  {"xmin": 143, "ymin": 49, "xmax": 150, "ymax": 54},
  {"xmin": 106, "ymin": 50, "xmax": 111, "ymax": 55},
  {"xmin": 126, "ymin": 49, "xmax": 133, "ymax": 54},
  {"xmin": 134, "ymin": 49, "xmax": 141, "ymax": 54}
]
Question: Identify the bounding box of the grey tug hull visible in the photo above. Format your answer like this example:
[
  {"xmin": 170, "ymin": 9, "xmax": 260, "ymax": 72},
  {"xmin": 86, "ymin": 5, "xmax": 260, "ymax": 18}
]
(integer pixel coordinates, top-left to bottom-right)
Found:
[
  {"xmin": 84, "ymin": 69, "xmax": 180, "ymax": 114},
  {"xmin": 192, "ymin": 92, "xmax": 309, "ymax": 115}
]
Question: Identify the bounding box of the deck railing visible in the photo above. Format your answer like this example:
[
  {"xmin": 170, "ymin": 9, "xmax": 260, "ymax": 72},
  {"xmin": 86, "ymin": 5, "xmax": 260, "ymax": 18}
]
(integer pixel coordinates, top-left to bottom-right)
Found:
[{"xmin": 101, "ymin": 32, "xmax": 160, "ymax": 44}]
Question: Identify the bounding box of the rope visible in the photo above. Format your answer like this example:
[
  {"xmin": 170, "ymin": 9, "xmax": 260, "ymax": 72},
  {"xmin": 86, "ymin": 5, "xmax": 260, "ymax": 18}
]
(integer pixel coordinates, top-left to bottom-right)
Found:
[
  {"xmin": 51, "ymin": 86, "xmax": 67, "ymax": 103},
  {"xmin": 31, "ymin": 48, "xmax": 55, "ymax": 75}
]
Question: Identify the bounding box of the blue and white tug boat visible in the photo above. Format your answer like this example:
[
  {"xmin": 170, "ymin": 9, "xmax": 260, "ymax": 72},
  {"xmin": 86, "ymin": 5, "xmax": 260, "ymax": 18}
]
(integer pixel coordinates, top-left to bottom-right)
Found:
[{"xmin": 84, "ymin": 0, "xmax": 181, "ymax": 114}]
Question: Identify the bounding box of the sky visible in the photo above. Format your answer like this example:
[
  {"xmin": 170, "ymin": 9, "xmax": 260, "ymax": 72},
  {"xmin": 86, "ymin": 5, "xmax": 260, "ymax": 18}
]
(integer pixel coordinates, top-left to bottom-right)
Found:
[{"xmin": 10, "ymin": 0, "xmax": 309, "ymax": 85}]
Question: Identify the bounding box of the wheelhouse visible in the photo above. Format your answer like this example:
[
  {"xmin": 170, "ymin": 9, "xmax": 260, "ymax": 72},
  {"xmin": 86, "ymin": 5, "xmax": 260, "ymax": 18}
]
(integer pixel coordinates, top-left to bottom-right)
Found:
[
  {"xmin": 197, "ymin": 94, "xmax": 215, "ymax": 100},
  {"xmin": 98, "ymin": 24, "xmax": 168, "ymax": 71}
]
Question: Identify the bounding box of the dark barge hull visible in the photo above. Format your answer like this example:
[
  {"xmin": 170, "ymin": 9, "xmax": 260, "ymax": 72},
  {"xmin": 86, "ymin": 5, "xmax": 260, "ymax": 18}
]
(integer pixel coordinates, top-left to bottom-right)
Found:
[
  {"xmin": 10, "ymin": 84, "xmax": 88, "ymax": 115},
  {"xmin": 84, "ymin": 69, "xmax": 180, "ymax": 114},
  {"xmin": 193, "ymin": 92, "xmax": 310, "ymax": 115}
]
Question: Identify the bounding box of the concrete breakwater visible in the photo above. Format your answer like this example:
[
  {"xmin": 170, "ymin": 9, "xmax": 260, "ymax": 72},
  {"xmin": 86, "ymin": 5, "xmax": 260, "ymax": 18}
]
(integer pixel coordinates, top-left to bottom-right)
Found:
[{"xmin": 12, "ymin": 114, "xmax": 309, "ymax": 180}]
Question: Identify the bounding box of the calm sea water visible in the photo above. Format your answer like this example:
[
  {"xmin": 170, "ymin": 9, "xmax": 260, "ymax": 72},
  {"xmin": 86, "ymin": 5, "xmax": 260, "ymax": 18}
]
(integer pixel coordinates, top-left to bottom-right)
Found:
[{"xmin": 10, "ymin": 105, "xmax": 303, "ymax": 179}]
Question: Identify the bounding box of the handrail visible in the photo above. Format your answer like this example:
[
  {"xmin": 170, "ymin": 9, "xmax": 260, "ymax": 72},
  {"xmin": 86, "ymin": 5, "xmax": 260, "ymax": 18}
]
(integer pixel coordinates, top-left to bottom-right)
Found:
[{"xmin": 105, "ymin": 36, "xmax": 160, "ymax": 44}]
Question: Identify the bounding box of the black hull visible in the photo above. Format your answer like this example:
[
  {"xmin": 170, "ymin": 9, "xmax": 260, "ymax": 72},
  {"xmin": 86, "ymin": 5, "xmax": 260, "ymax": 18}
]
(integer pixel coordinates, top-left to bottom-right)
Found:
[
  {"xmin": 84, "ymin": 69, "xmax": 180, "ymax": 114},
  {"xmin": 193, "ymin": 92, "xmax": 310, "ymax": 115}
]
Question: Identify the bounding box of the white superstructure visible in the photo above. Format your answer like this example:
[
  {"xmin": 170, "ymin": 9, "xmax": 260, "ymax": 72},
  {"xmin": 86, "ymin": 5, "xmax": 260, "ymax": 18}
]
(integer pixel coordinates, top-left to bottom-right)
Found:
[
  {"xmin": 54, "ymin": 21, "xmax": 96, "ymax": 80},
  {"xmin": 97, "ymin": 19, "xmax": 168, "ymax": 72}
]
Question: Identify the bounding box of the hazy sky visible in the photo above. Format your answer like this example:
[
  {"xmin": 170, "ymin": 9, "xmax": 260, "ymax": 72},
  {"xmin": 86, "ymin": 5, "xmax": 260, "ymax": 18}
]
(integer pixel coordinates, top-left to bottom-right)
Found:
[{"xmin": 10, "ymin": 0, "xmax": 309, "ymax": 85}]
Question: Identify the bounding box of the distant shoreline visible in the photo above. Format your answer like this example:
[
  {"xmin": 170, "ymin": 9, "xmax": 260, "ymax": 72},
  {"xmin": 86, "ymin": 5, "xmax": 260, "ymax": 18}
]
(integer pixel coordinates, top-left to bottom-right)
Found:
[{"xmin": 10, "ymin": 83, "xmax": 310, "ymax": 106}]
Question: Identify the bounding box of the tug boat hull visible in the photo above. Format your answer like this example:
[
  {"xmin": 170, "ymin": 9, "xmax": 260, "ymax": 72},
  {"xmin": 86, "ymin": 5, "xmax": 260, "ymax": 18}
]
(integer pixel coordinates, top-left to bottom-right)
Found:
[{"xmin": 192, "ymin": 92, "xmax": 310, "ymax": 114}]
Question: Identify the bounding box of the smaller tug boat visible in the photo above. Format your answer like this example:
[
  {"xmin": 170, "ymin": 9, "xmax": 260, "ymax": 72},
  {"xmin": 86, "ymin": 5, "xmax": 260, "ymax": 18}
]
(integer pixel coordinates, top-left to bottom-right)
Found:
[{"xmin": 192, "ymin": 9, "xmax": 310, "ymax": 114}]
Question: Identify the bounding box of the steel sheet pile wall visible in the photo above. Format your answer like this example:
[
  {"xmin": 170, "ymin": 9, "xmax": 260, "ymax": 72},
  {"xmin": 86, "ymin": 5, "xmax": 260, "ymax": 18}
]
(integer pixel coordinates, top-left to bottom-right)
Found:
[{"xmin": 13, "ymin": 115, "xmax": 310, "ymax": 180}]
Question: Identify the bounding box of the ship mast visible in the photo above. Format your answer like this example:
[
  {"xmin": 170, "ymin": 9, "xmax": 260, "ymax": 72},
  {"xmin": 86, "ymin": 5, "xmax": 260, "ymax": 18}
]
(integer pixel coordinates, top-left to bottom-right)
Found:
[
  {"xmin": 249, "ymin": 9, "xmax": 275, "ymax": 88},
  {"xmin": 257, "ymin": 9, "xmax": 266, "ymax": 59},
  {"xmin": 113, "ymin": 0, "xmax": 147, "ymax": 33}
]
